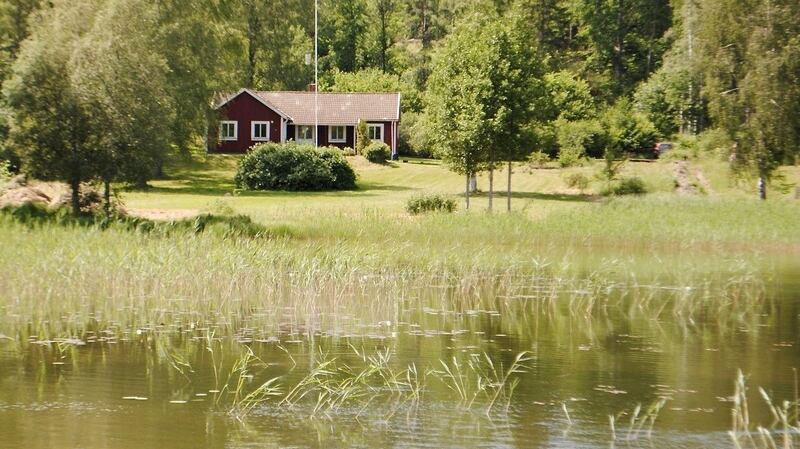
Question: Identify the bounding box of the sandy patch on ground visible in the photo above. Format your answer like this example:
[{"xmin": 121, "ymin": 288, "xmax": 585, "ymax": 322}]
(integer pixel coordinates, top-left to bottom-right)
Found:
[{"xmin": 125, "ymin": 208, "xmax": 199, "ymax": 221}]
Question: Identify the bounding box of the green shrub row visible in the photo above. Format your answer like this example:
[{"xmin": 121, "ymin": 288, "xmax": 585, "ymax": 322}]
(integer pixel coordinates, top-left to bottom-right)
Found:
[
  {"xmin": 0, "ymin": 202, "xmax": 285, "ymax": 239},
  {"xmin": 234, "ymin": 142, "xmax": 357, "ymax": 191},
  {"xmin": 406, "ymin": 194, "xmax": 457, "ymax": 215}
]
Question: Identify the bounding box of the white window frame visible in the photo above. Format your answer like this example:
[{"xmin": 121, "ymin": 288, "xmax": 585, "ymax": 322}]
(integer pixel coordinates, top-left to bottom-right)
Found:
[
  {"xmin": 251, "ymin": 121, "xmax": 271, "ymax": 141},
  {"xmin": 295, "ymin": 125, "xmax": 315, "ymax": 144},
  {"xmin": 328, "ymin": 125, "xmax": 346, "ymax": 143},
  {"xmin": 368, "ymin": 123, "xmax": 384, "ymax": 142},
  {"xmin": 220, "ymin": 120, "xmax": 238, "ymax": 141}
]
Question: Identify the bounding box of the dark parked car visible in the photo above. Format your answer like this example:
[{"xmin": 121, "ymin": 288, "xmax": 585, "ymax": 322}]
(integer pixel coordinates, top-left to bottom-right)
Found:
[{"xmin": 654, "ymin": 142, "xmax": 673, "ymax": 158}]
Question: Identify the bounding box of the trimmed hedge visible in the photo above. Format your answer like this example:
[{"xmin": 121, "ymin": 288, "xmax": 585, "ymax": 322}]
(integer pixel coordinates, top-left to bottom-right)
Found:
[
  {"xmin": 364, "ymin": 141, "xmax": 391, "ymax": 164},
  {"xmin": 234, "ymin": 142, "xmax": 357, "ymax": 191}
]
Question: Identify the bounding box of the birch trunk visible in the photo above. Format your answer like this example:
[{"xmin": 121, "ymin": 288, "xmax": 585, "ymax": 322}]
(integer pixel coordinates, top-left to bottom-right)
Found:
[
  {"xmin": 488, "ymin": 166, "xmax": 494, "ymax": 212},
  {"xmin": 507, "ymin": 160, "xmax": 512, "ymax": 212},
  {"xmin": 465, "ymin": 172, "xmax": 471, "ymax": 210}
]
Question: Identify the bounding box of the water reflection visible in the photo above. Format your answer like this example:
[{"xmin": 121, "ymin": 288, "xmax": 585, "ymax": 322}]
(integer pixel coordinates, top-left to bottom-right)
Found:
[{"xmin": 0, "ymin": 273, "xmax": 798, "ymax": 448}]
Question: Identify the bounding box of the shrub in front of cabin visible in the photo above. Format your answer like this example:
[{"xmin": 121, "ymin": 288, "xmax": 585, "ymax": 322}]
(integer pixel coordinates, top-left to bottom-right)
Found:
[
  {"xmin": 234, "ymin": 142, "xmax": 357, "ymax": 191},
  {"xmin": 406, "ymin": 194, "xmax": 457, "ymax": 215},
  {"xmin": 364, "ymin": 142, "xmax": 391, "ymax": 164},
  {"xmin": 318, "ymin": 147, "xmax": 358, "ymax": 189}
]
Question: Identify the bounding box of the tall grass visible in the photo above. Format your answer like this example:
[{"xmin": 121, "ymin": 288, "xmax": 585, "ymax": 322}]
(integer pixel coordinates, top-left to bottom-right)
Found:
[
  {"xmin": 0, "ymin": 201, "xmax": 783, "ymax": 345},
  {"xmin": 730, "ymin": 370, "xmax": 800, "ymax": 449}
]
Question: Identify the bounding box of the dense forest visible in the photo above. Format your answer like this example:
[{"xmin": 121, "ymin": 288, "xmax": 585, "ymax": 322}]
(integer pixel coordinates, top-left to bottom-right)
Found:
[{"xmin": 0, "ymin": 0, "xmax": 798, "ymax": 204}]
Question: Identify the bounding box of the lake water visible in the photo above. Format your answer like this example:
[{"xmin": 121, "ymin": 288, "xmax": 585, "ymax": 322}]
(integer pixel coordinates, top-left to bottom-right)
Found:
[{"xmin": 1, "ymin": 265, "xmax": 799, "ymax": 448}]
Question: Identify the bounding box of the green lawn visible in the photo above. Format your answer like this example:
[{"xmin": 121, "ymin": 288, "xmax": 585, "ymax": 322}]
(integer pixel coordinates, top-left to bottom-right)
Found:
[{"xmin": 124, "ymin": 154, "xmax": 799, "ymax": 226}]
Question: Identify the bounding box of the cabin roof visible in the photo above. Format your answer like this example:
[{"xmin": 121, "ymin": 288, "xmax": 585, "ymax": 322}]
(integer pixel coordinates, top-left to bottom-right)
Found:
[{"xmin": 216, "ymin": 89, "xmax": 401, "ymax": 125}]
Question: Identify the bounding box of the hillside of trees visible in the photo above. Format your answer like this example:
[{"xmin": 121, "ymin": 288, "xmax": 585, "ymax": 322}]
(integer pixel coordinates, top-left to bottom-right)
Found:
[{"xmin": 1, "ymin": 0, "xmax": 798, "ymax": 209}]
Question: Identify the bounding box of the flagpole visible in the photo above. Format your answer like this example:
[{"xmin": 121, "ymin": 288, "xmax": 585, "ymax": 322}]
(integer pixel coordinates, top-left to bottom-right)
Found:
[{"xmin": 314, "ymin": 0, "xmax": 319, "ymax": 147}]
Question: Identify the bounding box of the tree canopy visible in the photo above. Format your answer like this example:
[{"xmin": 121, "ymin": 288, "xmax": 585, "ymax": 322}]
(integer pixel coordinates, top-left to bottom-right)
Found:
[{"xmin": 0, "ymin": 0, "xmax": 797, "ymax": 203}]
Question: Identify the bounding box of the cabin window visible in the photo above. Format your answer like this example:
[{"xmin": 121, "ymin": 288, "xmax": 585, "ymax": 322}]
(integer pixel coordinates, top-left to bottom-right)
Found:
[
  {"xmin": 220, "ymin": 121, "xmax": 238, "ymax": 141},
  {"xmin": 251, "ymin": 121, "xmax": 270, "ymax": 141},
  {"xmin": 296, "ymin": 125, "xmax": 315, "ymax": 143},
  {"xmin": 328, "ymin": 125, "xmax": 346, "ymax": 143},
  {"xmin": 368, "ymin": 124, "xmax": 384, "ymax": 142}
]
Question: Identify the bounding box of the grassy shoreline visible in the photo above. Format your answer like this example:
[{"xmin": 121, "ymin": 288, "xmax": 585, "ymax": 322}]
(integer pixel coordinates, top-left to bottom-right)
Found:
[{"xmin": 1, "ymin": 154, "xmax": 797, "ymax": 340}]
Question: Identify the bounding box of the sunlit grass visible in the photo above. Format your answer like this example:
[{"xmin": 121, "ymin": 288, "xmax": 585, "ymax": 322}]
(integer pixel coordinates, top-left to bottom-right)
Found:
[{"xmin": 121, "ymin": 154, "xmax": 800, "ymax": 224}]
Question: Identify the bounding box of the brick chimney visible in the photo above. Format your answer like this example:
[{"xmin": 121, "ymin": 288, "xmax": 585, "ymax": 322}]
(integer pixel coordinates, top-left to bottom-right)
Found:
[{"xmin": 308, "ymin": 83, "xmax": 316, "ymax": 92}]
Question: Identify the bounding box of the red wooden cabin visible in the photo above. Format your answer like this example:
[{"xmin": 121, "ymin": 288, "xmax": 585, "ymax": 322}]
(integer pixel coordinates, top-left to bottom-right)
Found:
[{"xmin": 210, "ymin": 87, "xmax": 401, "ymax": 157}]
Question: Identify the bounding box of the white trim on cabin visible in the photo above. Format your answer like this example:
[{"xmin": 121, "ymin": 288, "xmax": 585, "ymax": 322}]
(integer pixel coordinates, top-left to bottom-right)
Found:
[
  {"xmin": 220, "ymin": 120, "xmax": 238, "ymax": 141},
  {"xmin": 367, "ymin": 123, "xmax": 384, "ymax": 142},
  {"xmin": 392, "ymin": 121, "xmax": 397, "ymax": 157},
  {"xmin": 396, "ymin": 93, "xmax": 401, "ymax": 121},
  {"xmin": 328, "ymin": 125, "xmax": 346, "ymax": 143},
  {"xmin": 251, "ymin": 121, "xmax": 271, "ymax": 141},
  {"xmin": 295, "ymin": 124, "xmax": 315, "ymax": 144},
  {"xmin": 280, "ymin": 118, "xmax": 287, "ymax": 142}
]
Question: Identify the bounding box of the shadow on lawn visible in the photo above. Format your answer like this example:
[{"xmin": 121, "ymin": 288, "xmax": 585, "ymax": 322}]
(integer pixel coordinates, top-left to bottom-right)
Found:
[
  {"xmin": 467, "ymin": 191, "xmax": 598, "ymax": 203},
  {"xmin": 129, "ymin": 178, "xmax": 416, "ymax": 197}
]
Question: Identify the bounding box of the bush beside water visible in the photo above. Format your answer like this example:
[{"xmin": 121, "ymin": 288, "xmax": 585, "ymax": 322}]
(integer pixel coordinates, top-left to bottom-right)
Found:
[
  {"xmin": 364, "ymin": 142, "xmax": 391, "ymax": 164},
  {"xmin": 234, "ymin": 142, "xmax": 357, "ymax": 191},
  {"xmin": 406, "ymin": 194, "xmax": 457, "ymax": 214},
  {"xmin": 0, "ymin": 201, "xmax": 286, "ymax": 239}
]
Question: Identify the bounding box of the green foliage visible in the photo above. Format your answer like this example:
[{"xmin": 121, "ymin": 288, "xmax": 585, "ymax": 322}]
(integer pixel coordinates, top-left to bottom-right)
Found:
[
  {"xmin": 603, "ymin": 99, "xmax": 660, "ymax": 156},
  {"xmin": 227, "ymin": 0, "xmax": 312, "ymax": 90},
  {"xmin": 557, "ymin": 145, "xmax": 587, "ymax": 168},
  {"xmin": 234, "ymin": 142, "xmax": 357, "ymax": 191},
  {"xmin": 0, "ymin": 144, "xmax": 19, "ymax": 173},
  {"xmin": 427, "ymin": 15, "xmax": 544, "ymax": 207},
  {"xmin": 658, "ymin": 148, "xmax": 691, "ymax": 162},
  {"xmin": 544, "ymin": 71, "xmax": 596, "ymax": 121},
  {"xmin": 3, "ymin": 0, "xmax": 99, "ymax": 213},
  {"xmin": 318, "ymin": 146, "xmax": 358, "ymax": 189},
  {"xmin": 364, "ymin": 141, "xmax": 391, "ymax": 164},
  {"xmin": 527, "ymin": 151, "xmax": 552, "ymax": 169},
  {"xmin": 1, "ymin": 0, "xmax": 797, "ymax": 208},
  {"xmin": 0, "ymin": 159, "xmax": 12, "ymax": 181},
  {"xmin": 634, "ymin": 63, "xmax": 705, "ymax": 137},
  {"xmin": 602, "ymin": 176, "xmax": 647, "ymax": 196},
  {"xmin": 0, "ymin": 202, "xmax": 276, "ymax": 239},
  {"xmin": 569, "ymin": 0, "xmax": 673, "ymax": 97},
  {"xmin": 562, "ymin": 172, "xmax": 590, "ymax": 191},
  {"xmin": 398, "ymin": 111, "xmax": 433, "ymax": 157},
  {"xmin": 405, "ymin": 194, "xmax": 457, "ymax": 215},
  {"xmin": 556, "ymin": 118, "xmax": 607, "ymax": 160},
  {"xmin": 696, "ymin": 128, "xmax": 733, "ymax": 159},
  {"xmin": 319, "ymin": 0, "xmax": 369, "ymax": 73},
  {"xmin": 696, "ymin": 0, "xmax": 800, "ymax": 197},
  {"xmin": 655, "ymin": 134, "xmax": 701, "ymax": 161},
  {"xmin": 72, "ymin": 0, "xmax": 175, "ymax": 187},
  {"xmin": 356, "ymin": 120, "xmax": 370, "ymax": 154},
  {"xmin": 152, "ymin": 0, "xmax": 233, "ymax": 153},
  {"xmin": 0, "ymin": 0, "xmax": 42, "ymax": 81}
]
